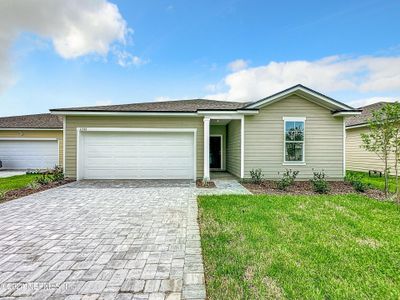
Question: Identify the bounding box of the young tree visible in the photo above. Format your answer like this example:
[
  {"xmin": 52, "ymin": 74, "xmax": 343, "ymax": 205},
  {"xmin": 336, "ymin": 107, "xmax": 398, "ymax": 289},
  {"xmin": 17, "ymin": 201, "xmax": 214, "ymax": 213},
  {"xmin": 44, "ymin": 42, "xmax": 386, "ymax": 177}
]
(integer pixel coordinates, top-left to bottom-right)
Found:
[
  {"xmin": 361, "ymin": 104, "xmax": 396, "ymax": 197},
  {"xmin": 388, "ymin": 103, "xmax": 400, "ymax": 201}
]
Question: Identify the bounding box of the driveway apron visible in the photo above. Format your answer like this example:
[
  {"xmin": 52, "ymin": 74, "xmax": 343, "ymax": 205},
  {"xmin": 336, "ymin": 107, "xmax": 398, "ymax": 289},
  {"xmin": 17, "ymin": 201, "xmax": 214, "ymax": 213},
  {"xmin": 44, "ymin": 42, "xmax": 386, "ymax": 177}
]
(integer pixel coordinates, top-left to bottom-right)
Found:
[{"xmin": 0, "ymin": 180, "xmax": 206, "ymax": 300}]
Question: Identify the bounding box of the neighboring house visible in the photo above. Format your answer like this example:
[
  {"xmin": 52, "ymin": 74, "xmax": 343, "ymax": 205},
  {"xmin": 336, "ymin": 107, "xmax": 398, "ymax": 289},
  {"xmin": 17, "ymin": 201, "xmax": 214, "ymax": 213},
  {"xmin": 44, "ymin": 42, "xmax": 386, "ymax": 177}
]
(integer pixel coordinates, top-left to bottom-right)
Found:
[
  {"xmin": 50, "ymin": 84, "xmax": 360, "ymax": 181},
  {"xmin": 0, "ymin": 114, "xmax": 63, "ymax": 169},
  {"xmin": 346, "ymin": 102, "xmax": 396, "ymax": 173}
]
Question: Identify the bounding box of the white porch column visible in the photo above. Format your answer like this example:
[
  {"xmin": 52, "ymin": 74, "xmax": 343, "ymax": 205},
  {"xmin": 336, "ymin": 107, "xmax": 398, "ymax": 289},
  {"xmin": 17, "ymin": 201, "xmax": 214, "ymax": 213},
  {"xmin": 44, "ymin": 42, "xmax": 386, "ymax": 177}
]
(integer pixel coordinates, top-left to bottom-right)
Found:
[
  {"xmin": 203, "ymin": 117, "xmax": 210, "ymax": 180},
  {"xmin": 240, "ymin": 116, "xmax": 245, "ymax": 179}
]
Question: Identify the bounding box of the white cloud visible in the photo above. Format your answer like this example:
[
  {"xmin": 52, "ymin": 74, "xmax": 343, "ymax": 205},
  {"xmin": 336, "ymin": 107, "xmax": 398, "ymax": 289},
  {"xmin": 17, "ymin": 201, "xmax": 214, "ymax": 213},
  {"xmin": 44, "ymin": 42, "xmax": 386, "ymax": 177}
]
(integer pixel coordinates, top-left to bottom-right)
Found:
[
  {"xmin": 154, "ymin": 96, "xmax": 172, "ymax": 102},
  {"xmin": 227, "ymin": 59, "xmax": 248, "ymax": 72},
  {"xmin": 207, "ymin": 55, "xmax": 400, "ymax": 102},
  {"xmin": 348, "ymin": 96, "xmax": 399, "ymax": 108},
  {"xmin": 112, "ymin": 47, "xmax": 147, "ymax": 67},
  {"xmin": 0, "ymin": 0, "xmax": 134, "ymax": 93}
]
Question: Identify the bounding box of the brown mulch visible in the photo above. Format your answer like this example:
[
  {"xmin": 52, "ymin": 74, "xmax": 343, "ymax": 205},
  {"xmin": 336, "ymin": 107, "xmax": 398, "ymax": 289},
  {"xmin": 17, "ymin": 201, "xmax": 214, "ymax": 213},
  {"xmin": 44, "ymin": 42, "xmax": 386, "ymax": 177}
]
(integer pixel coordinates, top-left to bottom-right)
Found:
[
  {"xmin": 196, "ymin": 179, "xmax": 216, "ymax": 188},
  {"xmin": 242, "ymin": 180, "xmax": 387, "ymax": 200},
  {"xmin": 0, "ymin": 179, "xmax": 75, "ymax": 204}
]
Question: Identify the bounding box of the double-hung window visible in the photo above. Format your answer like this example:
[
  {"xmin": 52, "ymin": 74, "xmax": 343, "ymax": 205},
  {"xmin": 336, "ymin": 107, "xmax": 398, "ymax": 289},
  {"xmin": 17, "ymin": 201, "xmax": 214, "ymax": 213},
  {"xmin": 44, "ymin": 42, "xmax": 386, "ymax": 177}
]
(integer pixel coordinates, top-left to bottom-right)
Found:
[{"xmin": 284, "ymin": 117, "xmax": 305, "ymax": 163}]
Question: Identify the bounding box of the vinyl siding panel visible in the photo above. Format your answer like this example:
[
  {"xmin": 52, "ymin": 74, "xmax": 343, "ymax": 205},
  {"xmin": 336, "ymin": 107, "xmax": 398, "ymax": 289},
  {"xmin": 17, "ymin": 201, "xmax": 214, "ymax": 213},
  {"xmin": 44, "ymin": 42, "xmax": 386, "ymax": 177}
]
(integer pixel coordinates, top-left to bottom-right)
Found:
[
  {"xmin": 244, "ymin": 95, "xmax": 344, "ymax": 179},
  {"xmin": 65, "ymin": 116, "xmax": 203, "ymax": 179},
  {"xmin": 0, "ymin": 130, "xmax": 63, "ymax": 166},
  {"xmin": 346, "ymin": 126, "xmax": 396, "ymax": 172},
  {"xmin": 210, "ymin": 125, "xmax": 226, "ymax": 170},
  {"xmin": 226, "ymin": 120, "xmax": 241, "ymax": 177}
]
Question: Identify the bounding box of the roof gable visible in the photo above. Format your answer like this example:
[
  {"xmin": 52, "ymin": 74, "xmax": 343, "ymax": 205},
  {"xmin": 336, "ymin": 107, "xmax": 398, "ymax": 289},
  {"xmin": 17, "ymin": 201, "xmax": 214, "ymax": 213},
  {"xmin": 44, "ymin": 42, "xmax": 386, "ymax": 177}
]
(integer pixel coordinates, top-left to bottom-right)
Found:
[{"xmin": 245, "ymin": 84, "xmax": 356, "ymax": 112}]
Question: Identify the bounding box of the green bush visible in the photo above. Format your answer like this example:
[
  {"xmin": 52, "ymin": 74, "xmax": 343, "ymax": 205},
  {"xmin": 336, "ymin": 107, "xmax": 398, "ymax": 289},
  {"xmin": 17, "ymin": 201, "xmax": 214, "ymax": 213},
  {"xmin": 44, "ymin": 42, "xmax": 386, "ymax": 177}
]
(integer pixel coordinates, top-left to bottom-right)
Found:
[
  {"xmin": 277, "ymin": 169, "xmax": 299, "ymax": 190},
  {"xmin": 52, "ymin": 165, "xmax": 64, "ymax": 182},
  {"xmin": 35, "ymin": 174, "xmax": 52, "ymax": 185},
  {"xmin": 250, "ymin": 168, "xmax": 264, "ymax": 184},
  {"xmin": 0, "ymin": 191, "xmax": 5, "ymax": 201},
  {"xmin": 27, "ymin": 181, "xmax": 41, "ymax": 189},
  {"xmin": 310, "ymin": 169, "xmax": 330, "ymax": 194},
  {"xmin": 345, "ymin": 172, "xmax": 369, "ymax": 193}
]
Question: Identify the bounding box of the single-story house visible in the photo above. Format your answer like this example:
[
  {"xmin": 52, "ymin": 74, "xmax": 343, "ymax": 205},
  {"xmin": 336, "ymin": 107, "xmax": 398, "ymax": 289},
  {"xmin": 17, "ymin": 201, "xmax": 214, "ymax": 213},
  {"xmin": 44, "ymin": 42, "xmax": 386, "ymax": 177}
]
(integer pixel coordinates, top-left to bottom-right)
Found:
[
  {"xmin": 346, "ymin": 102, "xmax": 396, "ymax": 173},
  {"xmin": 0, "ymin": 113, "xmax": 63, "ymax": 169},
  {"xmin": 50, "ymin": 85, "xmax": 360, "ymax": 181}
]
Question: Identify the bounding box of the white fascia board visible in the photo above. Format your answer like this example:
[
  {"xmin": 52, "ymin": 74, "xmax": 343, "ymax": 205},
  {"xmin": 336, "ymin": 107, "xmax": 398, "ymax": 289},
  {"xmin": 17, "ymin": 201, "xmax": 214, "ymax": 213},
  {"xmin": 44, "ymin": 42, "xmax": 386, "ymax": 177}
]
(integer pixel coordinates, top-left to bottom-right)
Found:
[
  {"xmin": 247, "ymin": 86, "xmax": 352, "ymax": 111},
  {"xmin": 345, "ymin": 123, "xmax": 368, "ymax": 129},
  {"xmin": 332, "ymin": 111, "xmax": 362, "ymax": 117},
  {"xmin": 51, "ymin": 111, "xmax": 198, "ymax": 117},
  {"xmin": 197, "ymin": 110, "xmax": 258, "ymax": 115},
  {"xmin": 0, "ymin": 128, "xmax": 62, "ymax": 131}
]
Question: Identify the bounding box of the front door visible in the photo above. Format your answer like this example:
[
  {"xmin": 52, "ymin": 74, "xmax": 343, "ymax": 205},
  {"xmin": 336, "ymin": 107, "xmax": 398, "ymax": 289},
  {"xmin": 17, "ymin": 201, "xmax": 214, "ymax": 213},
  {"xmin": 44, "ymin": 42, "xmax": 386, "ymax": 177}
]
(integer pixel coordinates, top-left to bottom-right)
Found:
[{"xmin": 210, "ymin": 136, "xmax": 222, "ymax": 169}]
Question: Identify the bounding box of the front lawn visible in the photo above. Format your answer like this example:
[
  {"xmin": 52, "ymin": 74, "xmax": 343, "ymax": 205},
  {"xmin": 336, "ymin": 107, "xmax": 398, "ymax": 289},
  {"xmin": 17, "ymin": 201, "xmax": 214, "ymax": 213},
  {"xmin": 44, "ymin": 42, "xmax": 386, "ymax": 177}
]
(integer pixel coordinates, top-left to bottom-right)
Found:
[
  {"xmin": 347, "ymin": 170, "xmax": 397, "ymax": 193},
  {"xmin": 198, "ymin": 194, "xmax": 400, "ymax": 299},
  {"xmin": 0, "ymin": 174, "xmax": 39, "ymax": 193}
]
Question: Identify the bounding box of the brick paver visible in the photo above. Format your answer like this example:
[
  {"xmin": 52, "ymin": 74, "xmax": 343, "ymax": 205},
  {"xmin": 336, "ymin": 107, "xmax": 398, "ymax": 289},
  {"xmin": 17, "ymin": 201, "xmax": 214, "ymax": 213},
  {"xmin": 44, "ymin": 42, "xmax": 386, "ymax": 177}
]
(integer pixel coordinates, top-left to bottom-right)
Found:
[{"xmin": 0, "ymin": 180, "xmax": 206, "ymax": 299}]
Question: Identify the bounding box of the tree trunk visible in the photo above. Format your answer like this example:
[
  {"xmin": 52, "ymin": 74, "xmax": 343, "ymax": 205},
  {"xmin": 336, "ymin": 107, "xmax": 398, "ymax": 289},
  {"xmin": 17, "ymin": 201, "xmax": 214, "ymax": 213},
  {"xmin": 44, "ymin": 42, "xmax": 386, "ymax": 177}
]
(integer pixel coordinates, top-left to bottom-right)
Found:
[{"xmin": 384, "ymin": 153, "xmax": 389, "ymax": 197}]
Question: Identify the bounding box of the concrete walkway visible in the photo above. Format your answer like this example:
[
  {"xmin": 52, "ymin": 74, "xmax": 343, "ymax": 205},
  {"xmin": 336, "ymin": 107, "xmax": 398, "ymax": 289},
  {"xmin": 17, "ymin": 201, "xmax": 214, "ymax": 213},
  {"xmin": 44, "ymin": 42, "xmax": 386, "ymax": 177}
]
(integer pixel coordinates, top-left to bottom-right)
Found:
[
  {"xmin": 0, "ymin": 180, "xmax": 205, "ymax": 300},
  {"xmin": 0, "ymin": 171, "xmax": 26, "ymax": 178}
]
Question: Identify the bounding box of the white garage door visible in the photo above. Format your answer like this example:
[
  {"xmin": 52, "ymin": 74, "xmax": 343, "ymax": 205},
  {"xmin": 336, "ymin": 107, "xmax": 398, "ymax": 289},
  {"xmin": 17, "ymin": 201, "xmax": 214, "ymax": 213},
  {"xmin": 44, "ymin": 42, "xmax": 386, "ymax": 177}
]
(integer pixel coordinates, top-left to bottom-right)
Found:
[
  {"xmin": 80, "ymin": 131, "xmax": 195, "ymax": 179},
  {"xmin": 0, "ymin": 140, "xmax": 58, "ymax": 169}
]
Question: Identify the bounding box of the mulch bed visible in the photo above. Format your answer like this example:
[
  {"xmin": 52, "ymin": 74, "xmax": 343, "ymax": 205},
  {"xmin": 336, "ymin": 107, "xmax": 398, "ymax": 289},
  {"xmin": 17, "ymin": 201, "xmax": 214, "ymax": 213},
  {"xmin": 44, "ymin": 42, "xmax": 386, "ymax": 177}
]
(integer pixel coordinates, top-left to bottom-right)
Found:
[
  {"xmin": 196, "ymin": 179, "xmax": 216, "ymax": 188},
  {"xmin": 0, "ymin": 179, "xmax": 74, "ymax": 204},
  {"xmin": 242, "ymin": 180, "xmax": 387, "ymax": 200}
]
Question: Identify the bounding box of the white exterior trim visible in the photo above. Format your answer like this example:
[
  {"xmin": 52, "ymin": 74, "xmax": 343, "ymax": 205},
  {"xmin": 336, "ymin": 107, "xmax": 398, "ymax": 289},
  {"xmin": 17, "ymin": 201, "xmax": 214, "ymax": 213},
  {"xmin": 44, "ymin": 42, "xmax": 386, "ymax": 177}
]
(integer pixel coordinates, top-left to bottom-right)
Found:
[
  {"xmin": 52, "ymin": 111, "xmax": 199, "ymax": 117},
  {"xmin": 0, "ymin": 138, "xmax": 58, "ymax": 141},
  {"xmin": 240, "ymin": 116, "xmax": 245, "ymax": 178},
  {"xmin": 346, "ymin": 123, "xmax": 368, "ymax": 129},
  {"xmin": 76, "ymin": 127, "xmax": 197, "ymax": 181},
  {"xmin": 332, "ymin": 111, "xmax": 361, "ymax": 117},
  {"xmin": 247, "ymin": 86, "xmax": 352, "ymax": 110},
  {"xmin": 197, "ymin": 110, "xmax": 258, "ymax": 115},
  {"xmin": 283, "ymin": 117, "xmax": 306, "ymax": 165},
  {"xmin": 210, "ymin": 134, "xmax": 224, "ymax": 171},
  {"xmin": 0, "ymin": 128, "xmax": 61, "ymax": 131},
  {"xmin": 63, "ymin": 116, "xmax": 66, "ymax": 171},
  {"xmin": 343, "ymin": 119, "xmax": 346, "ymax": 177},
  {"xmin": 203, "ymin": 118, "xmax": 210, "ymax": 180}
]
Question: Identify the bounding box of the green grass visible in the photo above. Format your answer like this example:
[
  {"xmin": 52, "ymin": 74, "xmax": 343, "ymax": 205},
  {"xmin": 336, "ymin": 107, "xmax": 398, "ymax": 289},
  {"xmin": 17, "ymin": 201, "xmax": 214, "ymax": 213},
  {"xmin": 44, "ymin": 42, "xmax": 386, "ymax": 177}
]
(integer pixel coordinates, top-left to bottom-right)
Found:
[
  {"xmin": 0, "ymin": 174, "xmax": 40, "ymax": 193},
  {"xmin": 198, "ymin": 194, "xmax": 400, "ymax": 299},
  {"xmin": 347, "ymin": 170, "xmax": 398, "ymax": 193}
]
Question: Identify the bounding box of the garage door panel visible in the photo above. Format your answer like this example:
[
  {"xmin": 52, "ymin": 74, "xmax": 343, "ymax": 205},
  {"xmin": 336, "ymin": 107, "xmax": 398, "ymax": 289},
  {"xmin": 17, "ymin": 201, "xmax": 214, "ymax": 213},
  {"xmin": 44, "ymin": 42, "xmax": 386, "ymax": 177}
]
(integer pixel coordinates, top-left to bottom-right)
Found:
[
  {"xmin": 0, "ymin": 140, "xmax": 58, "ymax": 169},
  {"xmin": 81, "ymin": 131, "xmax": 195, "ymax": 179}
]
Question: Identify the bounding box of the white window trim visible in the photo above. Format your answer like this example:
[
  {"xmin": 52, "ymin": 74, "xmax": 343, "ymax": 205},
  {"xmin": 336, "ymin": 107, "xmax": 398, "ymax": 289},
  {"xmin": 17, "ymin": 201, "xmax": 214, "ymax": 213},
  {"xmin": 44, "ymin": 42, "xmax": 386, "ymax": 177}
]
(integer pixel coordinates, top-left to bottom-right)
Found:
[{"xmin": 283, "ymin": 117, "xmax": 306, "ymax": 165}]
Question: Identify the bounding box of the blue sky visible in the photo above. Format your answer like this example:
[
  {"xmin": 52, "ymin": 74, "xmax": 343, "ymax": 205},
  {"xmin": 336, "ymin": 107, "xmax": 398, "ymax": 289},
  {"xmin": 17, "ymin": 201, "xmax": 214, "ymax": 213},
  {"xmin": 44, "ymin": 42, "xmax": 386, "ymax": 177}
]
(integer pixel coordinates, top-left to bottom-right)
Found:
[{"xmin": 1, "ymin": 0, "xmax": 400, "ymax": 116}]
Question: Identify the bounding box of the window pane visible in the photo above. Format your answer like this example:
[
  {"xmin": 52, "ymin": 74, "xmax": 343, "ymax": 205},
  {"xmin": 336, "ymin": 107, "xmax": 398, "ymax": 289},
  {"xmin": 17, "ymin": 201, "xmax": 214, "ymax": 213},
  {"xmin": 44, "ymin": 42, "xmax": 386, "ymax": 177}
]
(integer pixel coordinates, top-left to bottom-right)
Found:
[
  {"xmin": 285, "ymin": 121, "xmax": 304, "ymax": 142},
  {"xmin": 285, "ymin": 142, "xmax": 303, "ymax": 161}
]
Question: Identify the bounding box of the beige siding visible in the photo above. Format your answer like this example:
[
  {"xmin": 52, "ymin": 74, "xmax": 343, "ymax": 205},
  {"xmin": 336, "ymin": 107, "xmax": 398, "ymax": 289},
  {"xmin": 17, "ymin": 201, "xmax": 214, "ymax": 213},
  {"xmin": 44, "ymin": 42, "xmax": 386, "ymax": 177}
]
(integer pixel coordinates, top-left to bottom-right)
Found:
[
  {"xmin": 65, "ymin": 116, "xmax": 204, "ymax": 179},
  {"xmin": 0, "ymin": 130, "xmax": 63, "ymax": 166},
  {"xmin": 210, "ymin": 125, "xmax": 226, "ymax": 170},
  {"xmin": 346, "ymin": 126, "xmax": 396, "ymax": 172},
  {"xmin": 244, "ymin": 95, "xmax": 344, "ymax": 180},
  {"xmin": 226, "ymin": 120, "xmax": 241, "ymax": 177}
]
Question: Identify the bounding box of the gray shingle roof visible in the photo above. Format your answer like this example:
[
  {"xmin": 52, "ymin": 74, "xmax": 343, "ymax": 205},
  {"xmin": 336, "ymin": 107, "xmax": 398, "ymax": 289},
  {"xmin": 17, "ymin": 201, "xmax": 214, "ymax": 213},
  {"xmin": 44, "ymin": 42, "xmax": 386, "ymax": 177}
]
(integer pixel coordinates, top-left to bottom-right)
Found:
[
  {"xmin": 50, "ymin": 99, "xmax": 249, "ymax": 112},
  {"xmin": 345, "ymin": 102, "xmax": 389, "ymax": 127},
  {"xmin": 0, "ymin": 113, "xmax": 63, "ymax": 129}
]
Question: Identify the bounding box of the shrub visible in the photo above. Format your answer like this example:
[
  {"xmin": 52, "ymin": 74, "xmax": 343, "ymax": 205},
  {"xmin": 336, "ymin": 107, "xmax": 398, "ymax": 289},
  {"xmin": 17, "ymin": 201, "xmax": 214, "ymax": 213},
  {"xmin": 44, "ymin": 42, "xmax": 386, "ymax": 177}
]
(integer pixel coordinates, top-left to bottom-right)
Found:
[
  {"xmin": 36, "ymin": 174, "xmax": 52, "ymax": 185},
  {"xmin": 52, "ymin": 165, "xmax": 64, "ymax": 182},
  {"xmin": 250, "ymin": 168, "xmax": 264, "ymax": 184},
  {"xmin": 277, "ymin": 169, "xmax": 299, "ymax": 190},
  {"xmin": 27, "ymin": 182, "xmax": 41, "ymax": 189},
  {"xmin": 310, "ymin": 169, "xmax": 330, "ymax": 194},
  {"xmin": 345, "ymin": 173, "xmax": 369, "ymax": 193},
  {"xmin": 0, "ymin": 191, "xmax": 5, "ymax": 201}
]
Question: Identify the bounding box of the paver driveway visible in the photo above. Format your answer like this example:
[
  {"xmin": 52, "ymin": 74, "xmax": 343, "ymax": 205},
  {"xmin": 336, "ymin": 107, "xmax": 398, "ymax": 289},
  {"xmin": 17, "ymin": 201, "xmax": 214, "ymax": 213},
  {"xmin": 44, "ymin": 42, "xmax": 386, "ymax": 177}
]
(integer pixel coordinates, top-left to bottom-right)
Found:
[{"xmin": 0, "ymin": 180, "xmax": 206, "ymax": 300}]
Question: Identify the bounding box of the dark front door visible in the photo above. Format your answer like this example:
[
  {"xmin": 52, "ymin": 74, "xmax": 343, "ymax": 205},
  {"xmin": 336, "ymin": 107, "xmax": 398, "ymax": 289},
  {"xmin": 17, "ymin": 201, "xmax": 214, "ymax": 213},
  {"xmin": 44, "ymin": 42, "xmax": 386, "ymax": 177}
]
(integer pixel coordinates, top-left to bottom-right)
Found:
[{"xmin": 210, "ymin": 136, "xmax": 222, "ymax": 169}]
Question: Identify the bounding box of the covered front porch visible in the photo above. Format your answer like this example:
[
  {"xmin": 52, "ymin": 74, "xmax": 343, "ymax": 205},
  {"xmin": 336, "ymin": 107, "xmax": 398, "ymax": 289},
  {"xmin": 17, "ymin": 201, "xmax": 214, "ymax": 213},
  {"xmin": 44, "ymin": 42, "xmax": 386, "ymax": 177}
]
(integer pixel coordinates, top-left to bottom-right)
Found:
[{"xmin": 202, "ymin": 113, "xmax": 247, "ymax": 181}]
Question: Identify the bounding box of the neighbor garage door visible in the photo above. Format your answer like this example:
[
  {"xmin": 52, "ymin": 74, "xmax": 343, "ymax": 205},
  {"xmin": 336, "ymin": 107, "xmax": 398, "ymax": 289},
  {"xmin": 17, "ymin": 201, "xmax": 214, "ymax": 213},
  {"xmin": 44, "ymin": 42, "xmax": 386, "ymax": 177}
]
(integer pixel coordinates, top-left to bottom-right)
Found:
[
  {"xmin": 0, "ymin": 140, "xmax": 58, "ymax": 169},
  {"xmin": 79, "ymin": 131, "xmax": 195, "ymax": 179}
]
